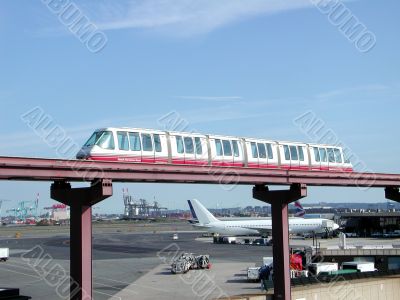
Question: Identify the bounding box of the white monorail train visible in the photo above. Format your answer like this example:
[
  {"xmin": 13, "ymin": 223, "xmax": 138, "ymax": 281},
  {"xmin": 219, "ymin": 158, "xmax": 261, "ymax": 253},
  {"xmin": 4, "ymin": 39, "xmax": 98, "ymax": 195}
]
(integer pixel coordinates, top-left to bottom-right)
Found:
[{"xmin": 76, "ymin": 127, "xmax": 353, "ymax": 172}]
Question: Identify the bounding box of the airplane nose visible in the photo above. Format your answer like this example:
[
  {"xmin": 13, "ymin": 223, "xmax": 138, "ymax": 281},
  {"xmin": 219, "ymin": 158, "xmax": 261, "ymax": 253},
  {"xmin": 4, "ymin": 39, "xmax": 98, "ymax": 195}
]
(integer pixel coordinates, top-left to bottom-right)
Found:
[{"xmin": 333, "ymin": 223, "xmax": 339, "ymax": 230}]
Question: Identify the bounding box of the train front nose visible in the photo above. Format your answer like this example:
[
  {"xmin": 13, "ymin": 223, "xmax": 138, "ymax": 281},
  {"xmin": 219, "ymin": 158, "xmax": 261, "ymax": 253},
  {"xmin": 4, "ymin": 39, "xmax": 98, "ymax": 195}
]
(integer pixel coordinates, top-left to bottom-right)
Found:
[{"xmin": 76, "ymin": 147, "xmax": 91, "ymax": 159}]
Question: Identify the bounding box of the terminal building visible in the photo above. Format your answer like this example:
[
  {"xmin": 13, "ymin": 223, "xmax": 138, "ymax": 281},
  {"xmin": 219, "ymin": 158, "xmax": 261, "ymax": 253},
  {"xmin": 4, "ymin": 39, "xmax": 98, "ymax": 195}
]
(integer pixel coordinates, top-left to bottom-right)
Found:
[{"xmin": 337, "ymin": 211, "xmax": 400, "ymax": 236}]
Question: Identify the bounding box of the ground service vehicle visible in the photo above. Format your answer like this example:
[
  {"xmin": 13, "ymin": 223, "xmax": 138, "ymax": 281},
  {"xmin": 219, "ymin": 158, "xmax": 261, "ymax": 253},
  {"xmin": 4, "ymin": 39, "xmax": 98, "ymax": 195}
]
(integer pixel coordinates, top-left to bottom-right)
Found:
[
  {"xmin": 342, "ymin": 261, "xmax": 377, "ymax": 272},
  {"xmin": 0, "ymin": 248, "xmax": 9, "ymax": 261},
  {"xmin": 308, "ymin": 262, "xmax": 338, "ymax": 276}
]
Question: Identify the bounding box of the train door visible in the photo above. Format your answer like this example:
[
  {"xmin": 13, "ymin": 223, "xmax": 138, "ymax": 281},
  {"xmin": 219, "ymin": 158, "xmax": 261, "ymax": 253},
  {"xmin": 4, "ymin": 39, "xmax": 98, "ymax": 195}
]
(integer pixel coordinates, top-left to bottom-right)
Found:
[
  {"xmin": 310, "ymin": 146, "xmax": 321, "ymax": 170},
  {"xmin": 140, "ymin": 132, "xmax": 155, "ymax": 163},
  {"xmin": 221, "ymin": 139, "xmax": 234, "ymax": 166},
  {"xmin": 319, "ymin": 147, "xmax": 329, "ymax": 171},
  {"xmin": 232, "ymin": 139, "xmax": 243, "ymax": 167},
  {"xmin": 333, "ymin": 148, "xmax": 345, "ymax": 171},
  {"xmin": 183, "ymin": 136, "xmax": 196, "ymax": 164},
  {"xmin": 194, "ymin": 136, "xmax": 208, "ymax": 165},
  {"xmin": 116, "ymin": 131, "xmax": 130, "ymax": 161},
  {"xmin": 170, "ymin": 135, "xmax": 185, "ymax": 164},
  {"xmin": 298, "ymin": 145, "xmax": 309, "ymax": 170},
  {"xmin": 153, "ymin": 133, "xmax": 169, "ymax": 163},
  {"xmin": 257, "ymin": 142, "xmax": 268, "ymax": 168},
  {"xmin": 266, "ymin": 143, "xmax": 279, "ymax": 168},
  {"xmin": 288, "ymin": 145, "xmax": 300, "ymax": 169},
  {"xmin": 246, "ymin": 140, "xmax": 259, "ymax": 168},
  {"xmin": 209, "ymin": 137, "xmax": 223, "ymax": 166},
  {"xmin": 128, "ymin": 131, "xmax": 143, "ymax": 162},
  {"xmin": 326, "ymin": 148, "xmax": 336, "ymax": 170},
  {"xmin": 279, "ymin": 144, "xmax": 291, "ymax": 169}
]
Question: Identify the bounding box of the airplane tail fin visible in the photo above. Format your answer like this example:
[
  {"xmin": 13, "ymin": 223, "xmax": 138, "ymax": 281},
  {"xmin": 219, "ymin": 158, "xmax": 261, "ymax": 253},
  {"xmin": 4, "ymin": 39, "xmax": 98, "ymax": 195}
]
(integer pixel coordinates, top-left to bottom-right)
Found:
[
  {"xmin": 189, "ymin": 199, "xmax": 220, "ymax": 224},
  {"xmin": 294, "ymin": 201, "xmax": 306, "ymax": 217},
  {"xmin": 187, "ymin": 200, "xmax": 198, "ymax": 220}
]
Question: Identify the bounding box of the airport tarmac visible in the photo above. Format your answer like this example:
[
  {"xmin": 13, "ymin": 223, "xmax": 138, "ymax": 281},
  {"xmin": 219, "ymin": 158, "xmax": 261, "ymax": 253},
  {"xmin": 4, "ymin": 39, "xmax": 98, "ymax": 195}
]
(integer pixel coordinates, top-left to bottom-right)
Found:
[
  {"xmin": 1, "ymin": 224, "xmax": 400, "ymax": 299},
  {"xmin": 0, "ymin": 225, "xmax": 272, "ymax": 299}
]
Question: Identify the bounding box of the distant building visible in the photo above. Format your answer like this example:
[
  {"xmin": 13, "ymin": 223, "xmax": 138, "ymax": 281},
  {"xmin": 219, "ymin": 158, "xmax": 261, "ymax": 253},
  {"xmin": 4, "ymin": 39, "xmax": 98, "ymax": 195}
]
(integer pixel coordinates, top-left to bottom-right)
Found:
[
  {"xmin": 52, "ymin": 210, "xmax": 70, "ymax": 221},
  {"xmin": 338, "ymin": 211, "xmax": 400, "ymax": 236}
]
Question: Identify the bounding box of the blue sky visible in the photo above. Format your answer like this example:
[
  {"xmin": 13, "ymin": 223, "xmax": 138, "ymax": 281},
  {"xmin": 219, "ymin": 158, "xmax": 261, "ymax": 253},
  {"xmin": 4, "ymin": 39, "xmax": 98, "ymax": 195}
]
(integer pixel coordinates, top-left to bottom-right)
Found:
[{"xmin": 0, "ymin": 0, "xmax": 399, "ymax": 214}]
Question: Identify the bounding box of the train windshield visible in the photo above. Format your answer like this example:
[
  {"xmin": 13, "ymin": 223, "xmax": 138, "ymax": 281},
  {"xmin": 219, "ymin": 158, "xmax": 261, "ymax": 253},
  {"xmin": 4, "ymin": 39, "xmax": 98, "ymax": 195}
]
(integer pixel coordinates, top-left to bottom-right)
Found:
[{"xmin": 84, "ymin": 131, "xmax": 115, "ymax": 150}]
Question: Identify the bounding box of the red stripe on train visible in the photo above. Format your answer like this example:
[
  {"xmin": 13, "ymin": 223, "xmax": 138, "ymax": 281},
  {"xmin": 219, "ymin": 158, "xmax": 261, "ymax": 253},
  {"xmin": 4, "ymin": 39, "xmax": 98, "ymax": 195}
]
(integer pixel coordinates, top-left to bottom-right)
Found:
[
  {"xmin": 87, "ymin": 156, "xmax": 353, "ymax": 172},
  {"xmin": 171, "ymin": 159, "xmax": 208, "ymax": 166},
  {"xmin": 211, "ymin": 161, "xmax": 243, "ymax": 167}
]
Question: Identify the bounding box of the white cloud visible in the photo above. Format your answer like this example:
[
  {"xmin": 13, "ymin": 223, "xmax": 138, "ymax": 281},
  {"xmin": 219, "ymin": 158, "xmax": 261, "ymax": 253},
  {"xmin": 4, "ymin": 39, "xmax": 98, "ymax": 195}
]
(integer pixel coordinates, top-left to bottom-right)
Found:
[
  {"xmin": 175, "ymin": 96, "xmax": 243, "ymax": 102},
  {"xmin": 315, "ymin": 84, "xmax": 389, "ymax": 100},
  {"xmin": 92, "ymin": 0, "xmax": 313, "ymax": 36}
]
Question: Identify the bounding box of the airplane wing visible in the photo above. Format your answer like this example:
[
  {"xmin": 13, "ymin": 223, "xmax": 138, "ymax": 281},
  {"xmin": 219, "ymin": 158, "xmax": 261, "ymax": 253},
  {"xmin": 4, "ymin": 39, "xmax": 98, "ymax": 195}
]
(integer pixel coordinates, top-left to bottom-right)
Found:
[
  {"xmin": 242, "ymin": 226, "xmax": 272, "ymax": 235},
  {"xmin": 193, "ymin": 224, "xmax": 214, "ymax": 229},
  {"xmin": 242, "ymin": 226, "xmax": 292, "ymax": 235}
]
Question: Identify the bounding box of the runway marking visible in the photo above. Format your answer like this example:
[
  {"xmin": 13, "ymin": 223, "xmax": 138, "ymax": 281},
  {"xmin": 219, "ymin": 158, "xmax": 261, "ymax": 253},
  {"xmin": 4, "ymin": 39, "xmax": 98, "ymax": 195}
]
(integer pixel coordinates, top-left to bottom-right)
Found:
[
  {"xmin": 0, "ymin": 264, "xmax": 43, "ymax": 280},
  {"xmin": 0, "ymin": 260, "xmax": 44, "ymax": 273},
  {"xmin": 5, "ymin": 260, "xmax": 140, "ymax": 296},
  {"xmin": 93, "ymin": 289, "xmax": 122, "ymax": 299},
  {"xmin": 94, "ymin": 281, "xmax": 138, "ymax": 295},
  {"xmin": 3, "ymin": 260, "xmax": 61, "ymax": 273},
  {"xmin": 94, "ymin": 275, "xmax": 165, "ymax": 292}
]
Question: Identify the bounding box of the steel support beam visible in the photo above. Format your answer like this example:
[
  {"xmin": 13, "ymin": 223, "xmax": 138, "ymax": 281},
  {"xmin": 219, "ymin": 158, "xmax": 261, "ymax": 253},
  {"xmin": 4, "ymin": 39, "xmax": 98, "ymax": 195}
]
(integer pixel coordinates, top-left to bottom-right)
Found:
[
  {"xmin": 2, "ymin": 156, "xmax": 400, "ymax": 188},
  {"xmin": 385, "ymin": 187, "xmax": 400, "ymax": 202},
  {"xmin": 51, "ymin": 179, "xmax": 112, "ymax": 300},
  {"xmin": 253, "ymin": 184, "xmax": 307, "ymax": 300}
]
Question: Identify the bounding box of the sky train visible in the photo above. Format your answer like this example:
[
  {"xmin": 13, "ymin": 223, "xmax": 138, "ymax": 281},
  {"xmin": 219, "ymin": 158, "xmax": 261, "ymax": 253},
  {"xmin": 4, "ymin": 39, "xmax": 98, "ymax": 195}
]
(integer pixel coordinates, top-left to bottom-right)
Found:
[{"xmin": 76, "ymin": 127, "xmax": 353, "ymax": 172}]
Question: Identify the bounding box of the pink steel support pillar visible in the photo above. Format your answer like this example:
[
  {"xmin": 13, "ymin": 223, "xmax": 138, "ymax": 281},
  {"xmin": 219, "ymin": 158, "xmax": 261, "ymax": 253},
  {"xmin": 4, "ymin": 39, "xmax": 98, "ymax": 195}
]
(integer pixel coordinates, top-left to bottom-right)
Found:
[
  {"xmin": 51, "ymin": 179, "xmax": 113, "ymax": 300},
  {"xmin": 253, "ymin": 184, "xmax": 307, "ymax": 300}
]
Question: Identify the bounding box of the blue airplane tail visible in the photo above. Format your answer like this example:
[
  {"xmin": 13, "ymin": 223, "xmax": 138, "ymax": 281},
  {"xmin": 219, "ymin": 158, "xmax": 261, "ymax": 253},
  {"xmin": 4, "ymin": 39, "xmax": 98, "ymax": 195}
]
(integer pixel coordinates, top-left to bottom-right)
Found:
[
  {"xmin": 294, "ymin": 201, "xmax": 306, "ymax": 217},
  {"xmin": 187, "ymin": 200, "xmax": 198, "ymax": 220}
]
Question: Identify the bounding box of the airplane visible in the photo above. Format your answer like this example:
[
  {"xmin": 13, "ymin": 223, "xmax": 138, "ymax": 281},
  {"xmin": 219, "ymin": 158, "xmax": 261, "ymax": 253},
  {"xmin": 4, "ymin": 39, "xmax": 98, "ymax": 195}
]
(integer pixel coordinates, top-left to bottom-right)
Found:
[
  {"xmin": 188, "ymin": 200, "xmax": 305, "ymax": 223},
  {"xmin": 188, "ymin": 199, "xmax": 339, "ymax": 236}
]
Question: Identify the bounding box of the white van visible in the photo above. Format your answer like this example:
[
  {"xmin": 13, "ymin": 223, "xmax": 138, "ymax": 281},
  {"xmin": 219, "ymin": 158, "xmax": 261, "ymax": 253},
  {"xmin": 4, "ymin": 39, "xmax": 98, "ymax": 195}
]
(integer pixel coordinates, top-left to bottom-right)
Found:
[{"xmin": 342, "ymin": 261, "xmax": 377, "ymax": 272}]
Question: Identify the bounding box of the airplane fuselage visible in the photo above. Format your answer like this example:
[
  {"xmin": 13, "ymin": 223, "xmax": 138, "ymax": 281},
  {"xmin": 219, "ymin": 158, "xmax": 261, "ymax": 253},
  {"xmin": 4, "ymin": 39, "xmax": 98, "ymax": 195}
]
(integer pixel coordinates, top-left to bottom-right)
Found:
[{"xmin": 195, "ymin": 218, "xmax": 338, "ymax": 236}]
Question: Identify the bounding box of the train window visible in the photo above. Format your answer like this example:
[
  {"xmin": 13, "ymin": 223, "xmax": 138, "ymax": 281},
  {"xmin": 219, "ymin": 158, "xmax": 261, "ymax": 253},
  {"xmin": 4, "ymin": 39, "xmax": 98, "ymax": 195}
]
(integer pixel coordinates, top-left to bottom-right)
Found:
[
  {"xmin": 195, "ymin": 137, "xmax": 202, "ymax": 155},
  {"xmin": 95, "ymin": 131, "xmax": 115, "ymax": 150},
  {"xmin": 257, "ymin": 143, "xmax": 266, "ymax": 159},
  {"xmin": 298, "ymin": 146, "xmax": 304, "ymax": 161},
  {"xmin": 290, "ymin": 145, "xmax": 298, "ymax": 160},
  {"xmin": 334, "ymin": 148, "xmax": 343, "ymax": 163},
  {"xmin": 251, "ymin": 142, "xmax": 258, "ymax": 158},
  {"xmin": 232, "ymin": 140, "xmax": 240, "ymax": 157},
  {"xmin": 142, "ymin": 134, "xmax": 153, "ymax": 151},
  {"xmin": 319, "ymin": 148, "xmax": 328, "ymax": 162},
  {"xmin": 176, "ymin": 136, "xmax": 184, "ymax": 154},
  {"xmin": 215, "ymin": 139, "xmax": 223, "ymax": 156},
  {"xmin": 284, "ymin": 145, "xmax": 290, "ymax": 160},
  {"xmin": 153, "ymin": 134, "xmax": 162, "ymax": 152},
  {"xmin": 129, "ymin": 132, "xmax": 141, "ymax": 151},
  {"xmin": 184, "ymin": 137, "xmax": 194, "ymax": 154},
  {"xmin": 313, "ymin": 147, "xmax": 320, "ymax": 162},
  {"xmin": 117, "ymin": 131, "xmax": 129, "ymax": 151},
  {"xmin": 84, "ymin": 132, "xmax": 100, "ymax": 147},
  {"xmin": 327, "ymin": 148, "xmax": 335, "ymax": 163},
  {"xmin": 222, "ymin": 140, "xmax": 232, "ymax": 156},
  {"xmin": 266, "ymin": 143, "xmax": 273, "ymax": 159}
]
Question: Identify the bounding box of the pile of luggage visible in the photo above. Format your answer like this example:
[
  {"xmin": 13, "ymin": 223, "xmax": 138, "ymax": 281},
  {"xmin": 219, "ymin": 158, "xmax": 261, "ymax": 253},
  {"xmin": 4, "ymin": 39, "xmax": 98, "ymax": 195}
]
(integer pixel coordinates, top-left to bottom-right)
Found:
[{"xmin": 171, "ymin": 253, "xmax": 211, "ymax": 274}]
